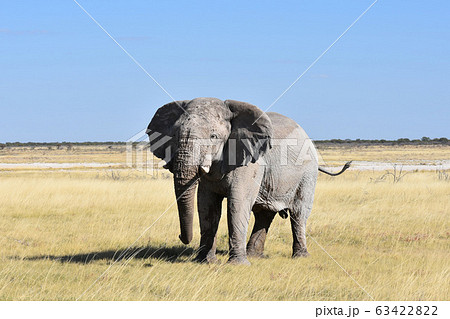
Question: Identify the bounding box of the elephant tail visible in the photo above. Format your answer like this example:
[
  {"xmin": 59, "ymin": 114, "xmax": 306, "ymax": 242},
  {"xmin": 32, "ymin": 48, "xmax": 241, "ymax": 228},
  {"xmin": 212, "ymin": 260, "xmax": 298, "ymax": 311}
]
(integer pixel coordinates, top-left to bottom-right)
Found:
[{"xmin": 318, "ymin": 161, "xmax": 352, "ymax": 176}]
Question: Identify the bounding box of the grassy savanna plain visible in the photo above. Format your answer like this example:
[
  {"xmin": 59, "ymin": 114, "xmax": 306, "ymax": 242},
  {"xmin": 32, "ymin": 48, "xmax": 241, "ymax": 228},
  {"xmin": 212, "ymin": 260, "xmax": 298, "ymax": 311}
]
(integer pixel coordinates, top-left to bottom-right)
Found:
[{"xmin": 0, "ymin": 145, "xmax": 449, "ymax": 300}]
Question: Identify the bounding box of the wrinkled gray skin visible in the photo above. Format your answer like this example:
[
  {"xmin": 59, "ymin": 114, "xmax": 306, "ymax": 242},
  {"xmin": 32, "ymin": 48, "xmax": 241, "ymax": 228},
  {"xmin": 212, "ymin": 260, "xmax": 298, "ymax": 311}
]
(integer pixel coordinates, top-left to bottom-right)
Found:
[{"xmin": 147, "ymin": 98, "xmax": 346, "ymax": 265}]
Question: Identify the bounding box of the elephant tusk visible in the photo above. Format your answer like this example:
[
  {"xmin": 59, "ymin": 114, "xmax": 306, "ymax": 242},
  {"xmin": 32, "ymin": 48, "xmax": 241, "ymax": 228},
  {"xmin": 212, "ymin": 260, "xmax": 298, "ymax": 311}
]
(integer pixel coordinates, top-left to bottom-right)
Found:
[{"xmin": 200, "ymin": 165, "xmax": 210, "ymax": 174}]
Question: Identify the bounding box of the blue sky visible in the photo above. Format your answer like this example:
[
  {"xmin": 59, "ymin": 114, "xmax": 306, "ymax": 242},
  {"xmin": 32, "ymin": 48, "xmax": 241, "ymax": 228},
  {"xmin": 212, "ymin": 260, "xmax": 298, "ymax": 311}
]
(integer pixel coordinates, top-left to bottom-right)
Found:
[{"xmin": 1, "ymin": 0, "xmax": 449, "ymax": 142}]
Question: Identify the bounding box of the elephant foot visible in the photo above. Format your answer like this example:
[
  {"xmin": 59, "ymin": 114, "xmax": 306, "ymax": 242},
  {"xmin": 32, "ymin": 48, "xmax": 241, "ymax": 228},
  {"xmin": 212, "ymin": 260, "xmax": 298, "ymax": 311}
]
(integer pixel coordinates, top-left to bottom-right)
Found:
[
  {"xmin": 227, "ymin": 257, "xmax": 251, "ymax": 265},
  {"xmin": 194, "ymin": 253, "xmax": 218, "ymax": 264},
  {"xmin": 292, "ymin": 250, "xmax": 310, "ymax": 258},
  {"xmin": 246, "ymin": 248, "xmax": 267, "ymax": 258}
]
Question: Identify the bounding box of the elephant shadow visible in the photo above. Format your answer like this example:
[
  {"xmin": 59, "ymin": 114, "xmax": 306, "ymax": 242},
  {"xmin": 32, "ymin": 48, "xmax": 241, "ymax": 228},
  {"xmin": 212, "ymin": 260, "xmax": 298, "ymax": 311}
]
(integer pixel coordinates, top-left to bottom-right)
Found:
[{"xmin": 18, "ymin": 245, "xmax": 228, "ymax": 265}]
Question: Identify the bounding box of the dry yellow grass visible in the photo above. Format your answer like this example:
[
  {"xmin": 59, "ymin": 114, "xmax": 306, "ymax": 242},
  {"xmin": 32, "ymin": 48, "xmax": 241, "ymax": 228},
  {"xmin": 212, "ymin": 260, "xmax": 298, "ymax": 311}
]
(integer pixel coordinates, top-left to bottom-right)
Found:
[{"xmin": 0, "ymin": 146, "xmax": 449, "ymax": 300}]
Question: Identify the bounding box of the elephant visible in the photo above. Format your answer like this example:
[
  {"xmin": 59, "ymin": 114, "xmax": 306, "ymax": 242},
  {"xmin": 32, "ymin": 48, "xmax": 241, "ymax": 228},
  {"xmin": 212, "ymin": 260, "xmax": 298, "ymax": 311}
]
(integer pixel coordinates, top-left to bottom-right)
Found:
[{"xmin": 147, "ymin": 97, "xmax": 350, "ymax": 265}]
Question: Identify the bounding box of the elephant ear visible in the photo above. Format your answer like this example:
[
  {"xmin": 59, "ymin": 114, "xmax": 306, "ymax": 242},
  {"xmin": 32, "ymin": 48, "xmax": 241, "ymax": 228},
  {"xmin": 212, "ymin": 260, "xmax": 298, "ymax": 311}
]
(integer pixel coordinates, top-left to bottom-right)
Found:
[
  {"xmin": 147, "ymin": 100, "xmax": 189, "ymax": 166},
  {"xmin": 222, "ymin": 100, "xmax": 273, "ymax": 173}
]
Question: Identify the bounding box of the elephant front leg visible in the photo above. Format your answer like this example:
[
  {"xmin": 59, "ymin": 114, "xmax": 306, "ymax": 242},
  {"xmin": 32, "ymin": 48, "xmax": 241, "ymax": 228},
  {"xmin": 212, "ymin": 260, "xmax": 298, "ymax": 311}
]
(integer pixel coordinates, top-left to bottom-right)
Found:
[
  {"xmin": 227, "ymin": 198, "xmax": 252, "ymax": 265},
  {"xmin": 195, "ymin": 183, "xmax": 223, "ymax": 263},
  {"xmin": 226, "ymin": 164, "xmax": 263, "ymax": 265},
  {"xmin": 247, "ymin": 210, "xmax": 276, "ymax": 257}
]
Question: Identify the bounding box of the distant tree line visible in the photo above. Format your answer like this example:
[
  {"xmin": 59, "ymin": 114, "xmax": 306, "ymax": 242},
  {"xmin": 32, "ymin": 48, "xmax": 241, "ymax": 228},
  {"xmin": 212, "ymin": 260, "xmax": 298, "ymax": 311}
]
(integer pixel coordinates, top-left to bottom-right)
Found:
[
  {"xmin": 0, "ymin": 137, "xmax": 448, "ymax": 149},
  {"xmin": 314, "ymin": 137, "xmax": 449, "ymax": 145},
  {"xmin": 0, "ymin": 141, "xmax": 125, "ymax": 149}
]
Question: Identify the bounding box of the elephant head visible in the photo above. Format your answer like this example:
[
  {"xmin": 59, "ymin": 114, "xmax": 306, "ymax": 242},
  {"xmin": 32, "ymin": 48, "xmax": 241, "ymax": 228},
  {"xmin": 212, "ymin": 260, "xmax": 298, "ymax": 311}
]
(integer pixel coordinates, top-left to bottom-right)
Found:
[{"xmin": 147, "ymin": 98, "xmax": 273, "ymax": 245}]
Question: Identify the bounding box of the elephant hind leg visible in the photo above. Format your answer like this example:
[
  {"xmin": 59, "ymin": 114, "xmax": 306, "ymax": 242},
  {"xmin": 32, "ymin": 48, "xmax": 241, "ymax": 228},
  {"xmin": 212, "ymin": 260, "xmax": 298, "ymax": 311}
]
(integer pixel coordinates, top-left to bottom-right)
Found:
[
  {"xmin": 291, "ymin": 174, "xmax": 317, "ymax": 258},
  {"xmin": 246, "ymin": 210, "xmax": 277, "ymax": 258},
  {"xmin": 290, "ymin": 213, "xmax": 310, "ymax": 258}
]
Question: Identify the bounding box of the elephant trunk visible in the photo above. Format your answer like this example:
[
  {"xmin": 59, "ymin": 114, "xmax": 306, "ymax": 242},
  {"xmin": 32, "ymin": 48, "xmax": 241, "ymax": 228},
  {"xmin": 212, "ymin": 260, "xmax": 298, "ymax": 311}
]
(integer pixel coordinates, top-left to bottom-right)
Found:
[{"xmin": 173, "ymin": 147, "xmax": 199, "ymax": 245}]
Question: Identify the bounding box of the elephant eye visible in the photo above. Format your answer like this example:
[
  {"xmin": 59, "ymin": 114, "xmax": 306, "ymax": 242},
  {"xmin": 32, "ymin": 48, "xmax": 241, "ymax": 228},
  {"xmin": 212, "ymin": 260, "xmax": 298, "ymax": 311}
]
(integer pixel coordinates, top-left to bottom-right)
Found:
[{"xmin": 210, "ymin": 133, "xmax": 219, "ymax": 139}]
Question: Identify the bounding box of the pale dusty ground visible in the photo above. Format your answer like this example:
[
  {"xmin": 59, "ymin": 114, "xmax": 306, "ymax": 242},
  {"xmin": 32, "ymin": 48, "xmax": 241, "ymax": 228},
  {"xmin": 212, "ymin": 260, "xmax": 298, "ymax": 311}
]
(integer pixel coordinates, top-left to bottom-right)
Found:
[
  {"xmin": 2, "ymin": 160, "xmax": 448, "ymax": 171},
  {"xmin": 1, "ymin": 144, "xmax": 450, "ymax": 170}
]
